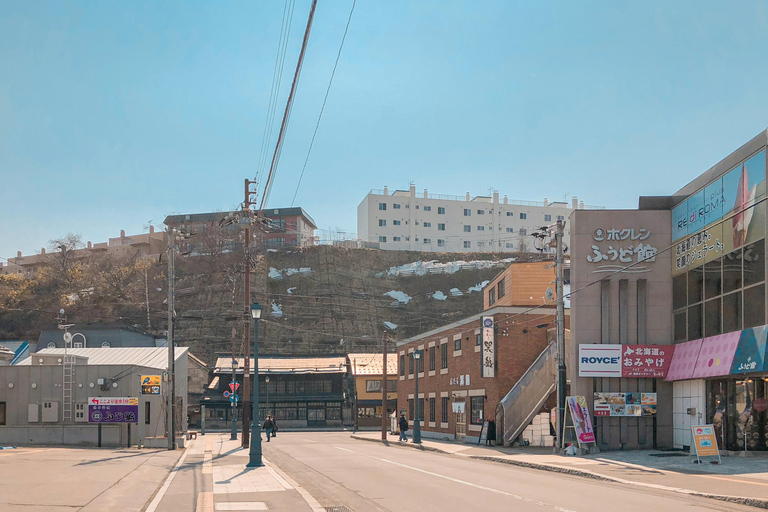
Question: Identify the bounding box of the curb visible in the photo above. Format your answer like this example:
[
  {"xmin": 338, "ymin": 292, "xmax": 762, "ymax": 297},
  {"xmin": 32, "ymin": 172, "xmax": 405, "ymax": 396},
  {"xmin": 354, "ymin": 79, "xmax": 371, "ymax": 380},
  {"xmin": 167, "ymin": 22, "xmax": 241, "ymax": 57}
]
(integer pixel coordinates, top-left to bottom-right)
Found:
[{"xmin": 350, "ymin": 435, "xmax": 768, "ymax": 510}]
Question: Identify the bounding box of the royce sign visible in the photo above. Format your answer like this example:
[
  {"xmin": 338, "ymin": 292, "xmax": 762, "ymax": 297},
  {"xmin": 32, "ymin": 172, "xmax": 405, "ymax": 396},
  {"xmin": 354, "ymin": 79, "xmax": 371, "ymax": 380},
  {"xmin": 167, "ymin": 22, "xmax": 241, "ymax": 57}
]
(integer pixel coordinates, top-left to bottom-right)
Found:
[
  {"xmin": 579, "ymin": 344, "xmax": 672, "ymax": 378},
  {"xmin": 578, "ymin": 344, "xmax": 622, "ymax": 377}
]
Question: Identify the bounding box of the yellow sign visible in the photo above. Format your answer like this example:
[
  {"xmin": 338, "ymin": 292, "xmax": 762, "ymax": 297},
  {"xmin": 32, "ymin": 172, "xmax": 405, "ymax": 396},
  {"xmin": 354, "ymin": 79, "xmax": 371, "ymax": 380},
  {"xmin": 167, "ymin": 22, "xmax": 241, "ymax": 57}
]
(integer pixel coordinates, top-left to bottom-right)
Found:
[
  {"xmin": 140, "ymin": 375, "xmax": 161, "ymax": 395},
  {"xmin": 692, "ymin": 425, "xmax": 719, "ymax": 457},
  {"xmin": 128, "ymin": 398, "xmax": 139, "ymax": 405}
]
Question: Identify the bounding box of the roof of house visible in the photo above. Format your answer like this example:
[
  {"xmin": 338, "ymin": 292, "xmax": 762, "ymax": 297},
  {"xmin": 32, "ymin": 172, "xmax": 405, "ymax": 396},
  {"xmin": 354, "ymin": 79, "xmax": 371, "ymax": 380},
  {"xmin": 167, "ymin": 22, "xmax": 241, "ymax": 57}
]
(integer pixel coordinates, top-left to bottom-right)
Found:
[
  {"xmin": 164, "ymin": 207, "xmax": 317, "ymax": 229},
  {"xmin": 37, "ymin": 324, "xmax": 156, "ymax": 349},
  {"xmin": 214, "ymin": 356, "xmax": 346, "ymax": 374},
  {"xmin": 0, "ymin": 341, "xmax": 31, "ymax": 364},
  {"xmin": 348, "ymin": 353, "xmax": 398, "ymax": 376},
  {"xmin": 18, "ymin": 347, "xmax": 189, "ymax": 370}
]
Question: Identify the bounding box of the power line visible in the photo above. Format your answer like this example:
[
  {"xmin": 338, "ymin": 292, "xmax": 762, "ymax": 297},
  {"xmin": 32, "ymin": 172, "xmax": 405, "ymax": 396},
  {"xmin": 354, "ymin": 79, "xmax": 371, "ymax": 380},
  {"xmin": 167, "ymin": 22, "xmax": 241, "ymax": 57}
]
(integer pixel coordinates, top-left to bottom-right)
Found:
[{"xmin": 291, "ymin": 0, "xmax": 357, "ymax": 206}]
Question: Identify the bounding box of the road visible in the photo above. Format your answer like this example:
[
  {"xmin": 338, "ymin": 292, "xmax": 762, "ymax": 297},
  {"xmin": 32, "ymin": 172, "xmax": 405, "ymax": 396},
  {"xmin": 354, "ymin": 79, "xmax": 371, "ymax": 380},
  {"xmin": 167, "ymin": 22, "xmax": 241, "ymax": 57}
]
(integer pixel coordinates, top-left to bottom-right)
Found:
[{"xmin": 265, "ymin": 432, "xmax": 755, "ymax": 512}]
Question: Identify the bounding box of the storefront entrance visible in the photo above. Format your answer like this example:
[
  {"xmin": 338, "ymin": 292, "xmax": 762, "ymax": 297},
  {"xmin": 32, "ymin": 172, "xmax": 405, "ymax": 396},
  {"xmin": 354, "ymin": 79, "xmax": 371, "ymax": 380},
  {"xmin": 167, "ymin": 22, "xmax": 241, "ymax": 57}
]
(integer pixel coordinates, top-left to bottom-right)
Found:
[
  {"xmin": 455, "ymin": 412, "xmax": 466, "ymax": 440},
  {"xmin": 709, "ymin": 378, "xmax": 768, "ymax": 451}
]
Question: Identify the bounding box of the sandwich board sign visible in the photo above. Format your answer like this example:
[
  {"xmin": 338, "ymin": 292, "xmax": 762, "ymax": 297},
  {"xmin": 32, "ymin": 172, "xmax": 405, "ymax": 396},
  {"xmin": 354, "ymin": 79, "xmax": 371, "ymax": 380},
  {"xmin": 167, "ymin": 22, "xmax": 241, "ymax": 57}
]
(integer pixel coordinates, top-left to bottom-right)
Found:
[{"xmin": 691, "ymin": 424, "xmax": 721, "ymax": 464}]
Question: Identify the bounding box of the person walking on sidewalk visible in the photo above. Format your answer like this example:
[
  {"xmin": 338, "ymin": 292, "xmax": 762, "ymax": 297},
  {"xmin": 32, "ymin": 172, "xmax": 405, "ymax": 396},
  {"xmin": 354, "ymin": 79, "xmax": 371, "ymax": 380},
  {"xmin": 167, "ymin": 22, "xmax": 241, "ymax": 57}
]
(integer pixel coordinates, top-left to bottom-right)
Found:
[
  {"xmin": 398, "ymin": 414, "xmax": 409, "ymax": 442},
  {"xmin": 263, "ymin": 415, "xmax": 275, "ymax": 442}
]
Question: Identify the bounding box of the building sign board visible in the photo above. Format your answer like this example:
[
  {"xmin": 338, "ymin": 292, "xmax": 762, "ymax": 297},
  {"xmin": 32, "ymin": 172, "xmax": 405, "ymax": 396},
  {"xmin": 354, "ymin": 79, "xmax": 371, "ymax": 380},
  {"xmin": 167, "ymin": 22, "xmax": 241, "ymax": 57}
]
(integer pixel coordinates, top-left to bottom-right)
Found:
[
  {"xmin": 481, "ymin": 316, "xmax": 495, "ymax": 378},
  {"xmin": 691, "ymin": 425, "xmax": 721, "ymax": 462},
  {"xmin": 567, "ymin": 396, "xmax": 595, "ymax": 445},
  {"xmin": 88, "ymin": 397, "xmax": 138, "ymax": 423},
  {"xmin": 580, "ymin": 344, "xmax": 671, "ymax": 378},
  {"xmin": 586, "ymin": 228, "xmax": 657, "ymax": 274},
  {"xmin": 578, "ymin": 344, "xmax": 622, "ymax": 377},
  {"xmin": 140, "ymin": 375, "xmax": 161, "ymax": 395},
  {"xmin": 594, "ymin": 392, "xmax": 657, "ymax": 417}
]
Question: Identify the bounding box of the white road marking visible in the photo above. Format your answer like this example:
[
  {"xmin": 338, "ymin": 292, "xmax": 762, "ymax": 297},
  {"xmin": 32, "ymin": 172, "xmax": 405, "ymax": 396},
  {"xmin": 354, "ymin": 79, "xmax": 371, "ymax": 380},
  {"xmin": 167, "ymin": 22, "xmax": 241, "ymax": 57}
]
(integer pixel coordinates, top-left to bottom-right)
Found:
[
  {"xmin": 333, "ymin": 446, "xmax": 355, "ymax": 453},
  {"xmin": 145, "ymin": 440, "xmax": 194, "ymax": 512},
  {"xmin": 215, "ymin": 503, "xmax": 269, "ymax": 511},
  {"xmin": 303, "ymin": 438, "xmax": 317, "ymax": 442},
  {"xmin": 263, "ymin": 456, "xmax": 325, "ymax": 512}
]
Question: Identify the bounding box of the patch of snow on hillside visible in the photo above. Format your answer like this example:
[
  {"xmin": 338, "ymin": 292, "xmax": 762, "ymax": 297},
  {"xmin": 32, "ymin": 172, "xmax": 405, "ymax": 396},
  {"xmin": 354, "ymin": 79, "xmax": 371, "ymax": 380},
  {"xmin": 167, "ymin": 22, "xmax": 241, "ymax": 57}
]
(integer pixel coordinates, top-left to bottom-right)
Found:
[
  {"xmin": 269, "ymin": 267, "xmax": 282, "ymax": 280},
  {"xmin": 386, "ymin": 258, "xmax": 515, "ymax": 276},
  {"xmin": 467, "ymin": 280, "xmax": 490, "ymax": 293},
  {"xmin": 271, "ymin": 302, "xmax": 283, "ymax": 317},
  {"xmin": 385, "ymin": 291, "xmax": 412, "ymax": 304},
  {"xmin": 269, "ymin": 267, "xmax": 312, "ymax": 279},
  {"xmin": 450, "ymin": 288, "xmax": 463, "ymax": 297},
  {"xmin": 432, "ymin": 291, "xmax": 447, "ymax": 301},
  {"xmin": 287, "ymin": 287, "xmax": 297, "ymax": 294},
  {"xmin": 383, "ymin": 321, "xmax": 398, "ymax": 331}
]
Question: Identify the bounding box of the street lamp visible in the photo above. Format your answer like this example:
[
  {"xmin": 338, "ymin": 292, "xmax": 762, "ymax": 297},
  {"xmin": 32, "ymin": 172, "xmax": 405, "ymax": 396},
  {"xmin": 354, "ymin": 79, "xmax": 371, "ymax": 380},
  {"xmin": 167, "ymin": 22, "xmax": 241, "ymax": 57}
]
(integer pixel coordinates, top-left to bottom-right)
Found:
[
  {"xmin": 247, "ymin": 303, "xmax": 263, "ymax": 468},
  {"xmin": 413, "ymin": 350, "xmax": 422, "ymax": 444},
  {"xmin": 265, "ymin": 375, "xmax": 270, "ymax": 419},
  {"xmin": 231, "ymin": 359, "xmax": 238, "ymax": 441}
]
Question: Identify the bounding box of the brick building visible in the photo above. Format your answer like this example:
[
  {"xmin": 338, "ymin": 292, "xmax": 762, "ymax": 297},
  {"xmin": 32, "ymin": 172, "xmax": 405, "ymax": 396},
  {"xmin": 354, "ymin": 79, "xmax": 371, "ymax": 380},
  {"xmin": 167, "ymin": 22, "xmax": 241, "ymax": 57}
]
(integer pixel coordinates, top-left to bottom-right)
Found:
[{"xmin": 396, "ymin": 305, "xmax": 569, "ymax": 443}]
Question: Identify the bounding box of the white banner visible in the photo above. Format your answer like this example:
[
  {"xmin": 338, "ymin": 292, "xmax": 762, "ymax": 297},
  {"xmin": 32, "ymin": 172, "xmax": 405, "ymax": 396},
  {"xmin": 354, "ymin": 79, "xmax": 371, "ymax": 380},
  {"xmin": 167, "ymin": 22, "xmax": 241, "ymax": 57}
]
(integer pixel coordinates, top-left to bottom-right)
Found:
[{"xmin": 481, "ymin": 316, "xmax": 495, "ymax": 378}]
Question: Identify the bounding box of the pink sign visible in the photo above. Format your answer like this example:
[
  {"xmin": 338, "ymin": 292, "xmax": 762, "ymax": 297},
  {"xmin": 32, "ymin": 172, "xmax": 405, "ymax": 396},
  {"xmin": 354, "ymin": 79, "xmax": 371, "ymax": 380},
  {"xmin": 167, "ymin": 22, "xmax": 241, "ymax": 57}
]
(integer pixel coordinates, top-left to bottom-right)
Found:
[
  {"xmin": 664, "ymin": 339, "xmax": 703, "ymax": 381},
  {"xmin": 621, "ymin": 345, "xmax": 672, "ymax": 378},
  {"xmin": 691, "ymin": 332, "xmax": 741, "ymax": 378},
  {"xmin": 567, "ymin": 396, "xmax": 595, "ymax": 445}
]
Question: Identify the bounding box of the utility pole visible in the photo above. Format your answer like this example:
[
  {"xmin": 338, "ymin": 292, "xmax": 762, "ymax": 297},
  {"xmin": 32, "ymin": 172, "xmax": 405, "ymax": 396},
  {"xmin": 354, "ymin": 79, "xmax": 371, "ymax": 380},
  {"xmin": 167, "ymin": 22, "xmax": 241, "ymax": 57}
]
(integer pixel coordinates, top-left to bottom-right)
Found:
[
  {"xmin": 381, "ymin": 331, "xmax": 389, "ymax": 440},
  {"xmin": 555, "ymin": 219, "xmax": 567, "ymax": 452},
  {"xmin": 166, "ymin": 228, "xmax": 176, "ymax": 450},
  {"xmin": 242, "ymin": 178, "xmax": 258, "ymax": 448}
]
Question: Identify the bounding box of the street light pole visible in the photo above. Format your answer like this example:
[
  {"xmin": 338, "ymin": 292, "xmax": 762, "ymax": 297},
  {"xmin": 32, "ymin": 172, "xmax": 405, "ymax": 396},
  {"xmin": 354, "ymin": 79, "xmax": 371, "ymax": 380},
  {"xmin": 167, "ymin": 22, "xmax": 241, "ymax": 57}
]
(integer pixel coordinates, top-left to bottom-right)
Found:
[
  {"xmin": 247, "ymin": 303, "xmax": 263, "ymax": 468},
  {"xmin": 231, "ymin": 359, "xmax": 238, "ymax": 441},
  {"xmin": 265, "ymin": 375, "xmax": 270, "ymax": 418},
  {"xmin": 381, "ymin": 330, "xmax": 388, "ymax": 440},
  {"xmin": 413, "ymin": 350, "xmax": 421, "ymax": 444}
]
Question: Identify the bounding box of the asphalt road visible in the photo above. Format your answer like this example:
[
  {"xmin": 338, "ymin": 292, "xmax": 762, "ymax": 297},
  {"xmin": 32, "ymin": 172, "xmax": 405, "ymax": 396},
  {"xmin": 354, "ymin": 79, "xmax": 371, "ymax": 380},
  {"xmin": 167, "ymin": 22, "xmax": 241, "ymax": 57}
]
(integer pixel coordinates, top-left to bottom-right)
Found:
[{"xmin": 264, "ymin": 432, "xmax": 757, "ymax": 512}]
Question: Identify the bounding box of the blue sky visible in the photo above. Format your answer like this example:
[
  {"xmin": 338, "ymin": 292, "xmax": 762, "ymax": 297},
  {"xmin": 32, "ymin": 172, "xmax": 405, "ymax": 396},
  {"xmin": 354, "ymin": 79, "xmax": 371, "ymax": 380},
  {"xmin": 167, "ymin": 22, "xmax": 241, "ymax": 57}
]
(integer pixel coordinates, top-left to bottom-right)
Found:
[{"xmin": 2, "ymin": 1, "xmax": 768, "ymax": 258}]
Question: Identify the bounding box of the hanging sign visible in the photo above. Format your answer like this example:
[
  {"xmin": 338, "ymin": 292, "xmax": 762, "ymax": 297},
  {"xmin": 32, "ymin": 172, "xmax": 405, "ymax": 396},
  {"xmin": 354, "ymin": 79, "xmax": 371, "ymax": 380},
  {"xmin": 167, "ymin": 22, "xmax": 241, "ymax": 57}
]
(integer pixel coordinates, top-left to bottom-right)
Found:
[{"xmin": 482, "ymin": 316, "xmax": 495, "ymax": 378}]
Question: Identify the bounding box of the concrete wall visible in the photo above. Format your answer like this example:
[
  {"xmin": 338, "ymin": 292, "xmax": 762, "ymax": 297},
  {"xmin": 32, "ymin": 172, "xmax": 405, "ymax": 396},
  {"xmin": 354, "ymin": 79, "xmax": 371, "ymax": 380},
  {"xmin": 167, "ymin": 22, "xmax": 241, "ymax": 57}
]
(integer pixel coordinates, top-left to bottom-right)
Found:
[{"xmin": 571, "ymin": 209, "xmax": 674, "ymax": 450}]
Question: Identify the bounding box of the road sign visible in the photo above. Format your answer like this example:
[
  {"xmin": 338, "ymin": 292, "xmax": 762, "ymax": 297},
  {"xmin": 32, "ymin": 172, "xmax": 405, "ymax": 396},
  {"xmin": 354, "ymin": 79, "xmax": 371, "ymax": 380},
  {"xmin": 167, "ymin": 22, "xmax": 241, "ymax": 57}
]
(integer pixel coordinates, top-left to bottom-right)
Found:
[
  {"xmin": 223, "ymin": 390, "xmax": 231, "ymax": 398},
  {"xmin": 88, "ymin": 397, "xmax": 138, "ymax": 423},
  {"xmin": 229, "ymin": 394, "xmax": 239, "ymax": 403},
  {"xmin": 229, "ymin": 382, "xmax": 240, "ymax": 392},
  {"xmin": 140, "ymin": 375, "xmax": 162, "ymax": 395}
]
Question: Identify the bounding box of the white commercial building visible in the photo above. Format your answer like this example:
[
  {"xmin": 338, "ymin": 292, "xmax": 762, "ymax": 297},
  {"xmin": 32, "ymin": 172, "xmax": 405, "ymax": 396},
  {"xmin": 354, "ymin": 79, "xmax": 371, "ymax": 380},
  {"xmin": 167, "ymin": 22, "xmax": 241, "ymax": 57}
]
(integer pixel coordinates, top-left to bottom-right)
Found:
[{"xmin": 358, "ymin": 184, "xmax": 600, "ymax": 253}]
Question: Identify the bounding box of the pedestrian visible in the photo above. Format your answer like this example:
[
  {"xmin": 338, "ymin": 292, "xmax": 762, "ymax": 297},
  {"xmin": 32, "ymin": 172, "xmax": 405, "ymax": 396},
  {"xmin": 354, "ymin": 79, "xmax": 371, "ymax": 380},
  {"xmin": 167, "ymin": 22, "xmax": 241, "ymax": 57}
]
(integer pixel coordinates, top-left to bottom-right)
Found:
[
  {"xmin": 398, "ymin": 414, "xmax": 409, "ymax": 442},
  {"xmin": 272, "ymin": 417, "xmax": 278, "ymax": 438},
  {"xmin": 263, "ymin": 415, "xmax": 275, "ymax": 442}
]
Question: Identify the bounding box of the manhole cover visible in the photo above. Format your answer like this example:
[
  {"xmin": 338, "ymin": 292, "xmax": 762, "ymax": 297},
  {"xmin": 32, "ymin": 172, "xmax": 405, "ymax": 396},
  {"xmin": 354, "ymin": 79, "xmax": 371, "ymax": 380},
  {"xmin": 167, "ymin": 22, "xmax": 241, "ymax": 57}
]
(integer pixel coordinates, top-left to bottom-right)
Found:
[{"xmin": 326, "ymin": 506, "xmax": 354, "ymax": 512}]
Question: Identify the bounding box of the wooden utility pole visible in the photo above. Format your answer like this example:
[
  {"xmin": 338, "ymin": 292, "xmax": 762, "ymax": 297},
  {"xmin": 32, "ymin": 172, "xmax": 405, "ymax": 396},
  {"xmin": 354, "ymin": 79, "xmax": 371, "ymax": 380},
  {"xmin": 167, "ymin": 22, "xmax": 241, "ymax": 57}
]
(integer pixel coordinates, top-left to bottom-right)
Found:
[
  {"xmin": 242, "ymin": 179, "xmax": 258, "ymax": 448},
  {"xmin": 555, "ymin": 220, "xmax": 567, "ymax": 452}
]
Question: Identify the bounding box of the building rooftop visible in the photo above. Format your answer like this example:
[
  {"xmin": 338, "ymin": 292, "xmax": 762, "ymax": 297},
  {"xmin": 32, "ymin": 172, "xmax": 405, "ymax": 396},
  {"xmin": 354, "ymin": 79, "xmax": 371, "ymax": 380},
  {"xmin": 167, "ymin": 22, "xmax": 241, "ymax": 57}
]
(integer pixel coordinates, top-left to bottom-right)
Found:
[
  {"xmin": 18, "ymin": 347, "xmax": 189, "ymax": 370},
  {"xmin": 214, "ymin": 356, "xmax": 347, "ymax": 374},
  {"xmin": 348, "ymin": 353, "xmax": 398, "ymax": 376},
  {"xmin": 164, "ymin": 207, "xmax": 317, "ymax": 230}
]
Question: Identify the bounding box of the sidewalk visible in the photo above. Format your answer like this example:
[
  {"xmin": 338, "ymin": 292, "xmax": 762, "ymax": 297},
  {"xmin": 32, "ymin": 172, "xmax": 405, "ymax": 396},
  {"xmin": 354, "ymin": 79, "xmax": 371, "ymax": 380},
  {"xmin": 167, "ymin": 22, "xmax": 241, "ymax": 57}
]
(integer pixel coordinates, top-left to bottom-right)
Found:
[
  {"xmin": 351, "ymin": 431, "xmax": 768, "ymax": 509},
  {"xmin": 149, "ymin": 433, "xmax": 323, "ymax": 512}
]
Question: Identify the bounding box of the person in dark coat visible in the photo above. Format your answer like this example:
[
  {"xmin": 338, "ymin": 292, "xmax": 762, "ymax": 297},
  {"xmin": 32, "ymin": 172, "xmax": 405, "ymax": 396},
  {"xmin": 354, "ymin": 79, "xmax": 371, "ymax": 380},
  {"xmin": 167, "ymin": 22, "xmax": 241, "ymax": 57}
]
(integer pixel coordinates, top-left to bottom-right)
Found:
[
  {"xmin": 398, "ymin": 414, "xmax": 409, "ymax": 442},
  {"xmin": 263, "ymin": 415, "xmax": 275, "ymax": 441}
]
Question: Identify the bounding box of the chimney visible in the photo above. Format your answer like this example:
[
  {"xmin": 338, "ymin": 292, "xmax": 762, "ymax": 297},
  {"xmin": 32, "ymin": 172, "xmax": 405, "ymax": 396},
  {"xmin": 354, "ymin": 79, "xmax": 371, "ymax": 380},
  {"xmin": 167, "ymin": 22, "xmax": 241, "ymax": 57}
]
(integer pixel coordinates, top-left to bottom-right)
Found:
[
  {"xmin": 493, "ymin": 190, "xmax": 499, "ymax": 204},
  {"xmin": 150, "ymin": 225, "xmax": 155, "ymax": 234},
  {"xmin": 383, "ymin": 186, "xmax": 388, "ymax": 195},
  {"xmin": 17, "ymin": 251, "xmax": 21, "ymax": 258},
  {"xmin": 579, "ymin": 201, "xmax": 584, "ymax": 209},
  {"xmin": 87, "ymin": 241, "xmax": 92, "ymax": 249},
  {"xmin": 409, "ymin": 184, "xmax": 416, "ymax": 197},
  {"xmin": 465, "ymin": 192, "xmax": 471, "ymax": 201},
  {"xmin": 544, "ymin": 198, "xmax": 548, "ymax": 207},
  {"xmin": 41, "ymin": 247, "xmax": 45, "ymax": 255},
  {"xmin": 572, "ymin": 197, "xmax": 578, "ymax": 209},
  {"xmin": 120, "ymin": 229, "xmax": 126, "ymax": 237},
  {"xmin": 423, "ymin": 189, "xmax": 428, "ymax": 199},
  {"xmin": 503, "ymin": 195, "xmax": 508, "ymax": 204}
]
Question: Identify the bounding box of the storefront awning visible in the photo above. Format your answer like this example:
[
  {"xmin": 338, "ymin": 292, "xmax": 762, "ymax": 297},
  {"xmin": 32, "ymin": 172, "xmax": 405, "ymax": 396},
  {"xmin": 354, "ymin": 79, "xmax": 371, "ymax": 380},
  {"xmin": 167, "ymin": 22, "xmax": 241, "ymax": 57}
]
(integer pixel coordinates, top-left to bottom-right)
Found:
[
  {"xmin": 691, "ymin": 331, "xmax": 740, "ymax": 379},
  {"xmin": 665, "ymin": 339, "xmax": 702, "ymax": 381}
]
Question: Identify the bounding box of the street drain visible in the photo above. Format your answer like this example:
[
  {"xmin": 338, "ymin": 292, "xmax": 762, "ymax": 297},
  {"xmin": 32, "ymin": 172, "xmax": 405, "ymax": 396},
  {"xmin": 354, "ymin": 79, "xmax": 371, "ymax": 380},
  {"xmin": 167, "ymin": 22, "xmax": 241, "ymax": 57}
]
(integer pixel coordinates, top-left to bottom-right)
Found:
[{"xmin": 325, "ymin": 507, "xmax": 354, "ymax": 512}]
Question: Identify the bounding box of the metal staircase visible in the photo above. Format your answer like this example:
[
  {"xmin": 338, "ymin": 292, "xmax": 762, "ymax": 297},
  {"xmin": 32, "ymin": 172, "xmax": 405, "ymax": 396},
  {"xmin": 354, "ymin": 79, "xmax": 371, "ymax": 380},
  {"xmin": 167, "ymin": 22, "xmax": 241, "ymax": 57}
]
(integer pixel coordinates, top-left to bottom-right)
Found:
[{"xmin": 497, "ymin": 341, "xmax": 557, "ymax": 445}]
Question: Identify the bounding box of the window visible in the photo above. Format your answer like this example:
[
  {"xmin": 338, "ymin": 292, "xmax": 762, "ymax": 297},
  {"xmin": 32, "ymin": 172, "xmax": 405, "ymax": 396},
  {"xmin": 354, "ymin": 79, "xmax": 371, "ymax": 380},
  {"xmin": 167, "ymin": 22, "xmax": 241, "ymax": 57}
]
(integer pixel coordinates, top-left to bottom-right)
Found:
[
  {"xmin": 379, "ymin": 219, "xmax": 386, "ymax": 226},
  {"xmin": 429, "ymin": 397, "xmax": 436, "ymax": 422},
  {"xmin": 519, "ymin": 228, "xmax": 527, "ymax": 236},
  {"xmin": 145, "ymin": 402, "xmax": 150, "ymax": 425},
  {"xmin": 379, "ymin": 203, "xmax": 387, "ymax": 211},
  {"xmin": 379, "ymin": 236, "xmax": 387, "ymax": 243},
  {"xmin": 429, "ymin": 346, "xmax": 436, "ymax": 371},
  {"xmin": 423, "ymin": 238, "xmax": 431, "ymax": 244},
  {"xmin": 437, "ymin": 239, "xmax": 445, "ymax": 247},
  {"xmin": 520, "ymin": 213, "xmax": 527, "ymax": 219},
  {"xmin": 393, "ymin": 203, "xmax": 401, "ymax": 209},
  {"xmin": 438, "ymin": 223, "xmax": 445, "ymax": 231},
  {"xmin": 464, "ymin": 209, "xmax": 471, "ymax": 216},
  {"xmin": 454, "ymin": 337, "xmax": 461, "ymax": 351},
  {"xmin": 557, "ymin": 215, "xmax": 564, "ymax": 221},
  {"xmin": 441, "ymin": 343, "xmax": 448, "ymax": 369},
  {"xmin": 418, "ymin": 398, "xmax": 425, "ymax": 421},
  {"xmin": 408, "ymin": 399, "xmax": 414, "ymax": 420},
  {"xmin": 424, "ymin": 206, "xmax": 432, "ymax": 211},
  {"xmin": 506, "ymin": 212, "xmax": 514, "ymax": 217},
  {"xmin": 438, "ymin": 207, "xmax": 445, "ymax": 214},
  {"xmin": 488, "ymin": 287, "xmax": 496, "ymax": 305},
  {"xmin": 393, "ymin": 236, "xmax": 401, "ymax": 241},
  {"xmin": 477, "ymin": 210, "xmax": 485, "ymax": 215},
  {"xmin": 0, "ymin": 402, "xmax": 6, "ymax": 425},
  {"xmin": 417, "ymin": 352, "xmax": 425, "ymax": 373},
  {"xmin": 506, "ymin": 227, "xmax": 514, "ymax": 233},
  {"xmin": 498, "ymin": 278, "xmax": 506, "ymax": 298},
  {"xmin": 464, "ymin": 225, "xmax": 471, "ymax": 232},
  {"xmin": 423, "ymin": 222, "xmax": 431, "ymax": 227},
  {"xmin": 506, "ymin": 243, "xmax": 513, "ymax": 249},
  {"xmin": 470, "ymin": 396, "xmax": 484, "ymax": 424},
  {"xmin": 405, "ymin": 237, "xmax": 410, "ymax": 241},
  {"xmin": 476, "ymin": 333, "xmax": 482, "ymax": 346},
  {"xmin": 415, "ymin": 205, "xmax": 419, "ymax": 209},
  {"xmin": 393, "ymin": 220, "xmax": 401, "ymax": 226},
  {"xmin": 477, "ymin": 226, "xmax": 485, "ymax": 231},
  {"xmin": 366, "ymin": 380, "xmax": 397, "ymax": 393},
  {"xmin": 544, "ymin": 214, "xmax": 552, "ymax": 222},
  {"xmin": 463, "ymin": 241, "xmax": 471, "ymax": 249},
  {"xmin": 441, "ymin": 397, "xmax": 449, "ymax": 422},
  {"xmin": 400, "ymin": 354, "xmax": 405, "ymax": 376},
  {"xmin": 409, "ymin": 353, "xmax": 414, "ymax": 375},
  {"xmin": 415, "ymin": 221, "xmax": 419, "ymax": 226}
]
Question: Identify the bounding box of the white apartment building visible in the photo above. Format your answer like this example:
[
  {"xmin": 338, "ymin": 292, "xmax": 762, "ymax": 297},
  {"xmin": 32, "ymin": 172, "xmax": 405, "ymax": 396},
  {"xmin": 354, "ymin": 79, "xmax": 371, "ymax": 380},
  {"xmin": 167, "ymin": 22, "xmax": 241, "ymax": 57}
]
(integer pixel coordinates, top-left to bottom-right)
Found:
[{"xmin": 358, "ymin": 184, "xmax": 600, "ymax": 253}]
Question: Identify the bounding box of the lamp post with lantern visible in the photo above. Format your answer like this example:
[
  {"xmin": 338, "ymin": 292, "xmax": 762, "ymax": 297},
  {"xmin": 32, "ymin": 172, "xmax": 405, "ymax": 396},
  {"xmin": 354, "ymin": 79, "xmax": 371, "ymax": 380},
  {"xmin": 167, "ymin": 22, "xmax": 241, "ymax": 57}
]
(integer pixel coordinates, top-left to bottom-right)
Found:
[
  {"xmin": 265, "ymin": 375, "xmax": 270, "ymax": 419},
  {"xmin": 247, "ymin": 303, "xmax": 263, "ymax": 468},
  {"xmin": 230, "ymin": 359, "xmax": 238, "ymax": 440},
  {"xmin": 413, "ymin": 350, "xmax": 422, "ymax": 444}
]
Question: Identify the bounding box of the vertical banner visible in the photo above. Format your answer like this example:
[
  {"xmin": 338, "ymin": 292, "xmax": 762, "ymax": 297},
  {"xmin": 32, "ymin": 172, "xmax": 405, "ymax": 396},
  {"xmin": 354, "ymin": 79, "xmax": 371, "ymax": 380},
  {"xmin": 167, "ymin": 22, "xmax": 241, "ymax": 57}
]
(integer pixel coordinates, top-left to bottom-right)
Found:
[
  {"xmin": 481, "ymin": 316, "xmax": 495, "ymax": 378},
  {"xmin": 567, "ymin": 396, "xmax": 596, "ymax": 445}
]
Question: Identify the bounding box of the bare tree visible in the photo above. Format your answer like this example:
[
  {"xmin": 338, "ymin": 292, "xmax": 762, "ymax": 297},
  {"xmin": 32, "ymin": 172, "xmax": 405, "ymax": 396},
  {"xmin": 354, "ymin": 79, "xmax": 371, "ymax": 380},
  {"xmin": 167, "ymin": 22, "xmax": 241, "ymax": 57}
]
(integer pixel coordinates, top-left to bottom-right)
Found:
[{"xmin": 48, "ymin": 233, "xmax": 84, "ymax": 272}]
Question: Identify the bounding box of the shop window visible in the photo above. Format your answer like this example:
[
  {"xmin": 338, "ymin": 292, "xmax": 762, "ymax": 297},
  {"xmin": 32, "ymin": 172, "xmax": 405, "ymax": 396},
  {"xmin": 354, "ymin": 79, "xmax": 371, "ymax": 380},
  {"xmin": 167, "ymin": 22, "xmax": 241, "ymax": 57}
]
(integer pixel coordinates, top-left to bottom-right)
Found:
[
  {"xmin": 705, "ymin": 298, "xmax": 722, "ymax": 337},
  {"xmin": 470, "ymin": 396, "xmax": 484, "ymax": 424},
  {"xmin": 688, "ymin": 303, "xmax": 702, "ymax": 340},
  {"xmin": 400, "ymin": 354, "xmax": 405, "ymax": 376},
  {"xmin": 673, "ymin": 274, "xmax": 687, "ymax": 311},
  {"xmin": 743, "ymin": 240, "xmax": 765, "ymax": 287},
  {"xmin": 704, "ymin": 259, "xmax": 722, "ymax": 299},
  {"xmin": 441, "ymin": 397, "xmax": 449, "ymax": 423},
  {"xmin": 429, "ymin": 346, "xmax": 435, "ymax": 371},
  {"xmin": 429, "ymin": 398, "xmax": 436, "ymax": 422},
  {"xmin": 723, "ymin": 249, "xmax": 742, "ymax": 294},
  {"xmin": 441, "ymin": 343, "xmax": 448, "ymax": 369},
  {"xmin": 744, "ymin": 284, "xmax": 765, "ymax": 329},
  {"xmin": 722, "ymin": 291, "xmax": 742, "ymax": 333},
  {"xmin": 688, "ymin": 267, "xmax": 703, "ymax": 305},
  {"xmin": 674, "ymin": 311, "xmax": 687, "ymax": 342}
]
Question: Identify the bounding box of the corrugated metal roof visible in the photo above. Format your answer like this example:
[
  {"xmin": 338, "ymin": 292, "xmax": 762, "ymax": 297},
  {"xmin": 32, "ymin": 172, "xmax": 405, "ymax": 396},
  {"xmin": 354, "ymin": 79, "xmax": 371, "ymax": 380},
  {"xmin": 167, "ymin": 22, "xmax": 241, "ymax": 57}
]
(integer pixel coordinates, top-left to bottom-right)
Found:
[
  {"xmin": 348, "ymin": 353, "xmax": 398, "ymax": 376},
  {"xmin": 17, "ymin": 347, "xmax": 188, "ymax": 370},
  {"xmin": 214, "ymin": 356, "xmax": 346, "ymax": 374}
]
